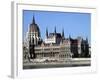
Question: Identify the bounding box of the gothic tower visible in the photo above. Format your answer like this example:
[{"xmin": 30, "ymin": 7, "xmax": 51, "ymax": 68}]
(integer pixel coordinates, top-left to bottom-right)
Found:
[{"xmin": 28, "ymin": 15, "xmax": 41, "ymax": 59}]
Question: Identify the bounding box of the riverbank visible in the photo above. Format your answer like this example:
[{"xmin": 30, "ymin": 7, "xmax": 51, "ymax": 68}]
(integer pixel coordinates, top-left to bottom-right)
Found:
[{"xmin": 23, "ymin": 58, "xmax": 91, "ymax": 69}]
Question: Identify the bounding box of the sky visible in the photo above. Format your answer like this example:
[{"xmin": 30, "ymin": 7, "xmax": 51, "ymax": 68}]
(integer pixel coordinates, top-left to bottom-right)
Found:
[{"xmin": 23, "ymin": 10, "xmax": 91, "ymax": 43}]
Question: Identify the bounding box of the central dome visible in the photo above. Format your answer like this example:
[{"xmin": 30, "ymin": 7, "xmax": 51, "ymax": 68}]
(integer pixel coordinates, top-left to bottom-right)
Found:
[
  {"xmin": 29, "ymin": 16, "xmax": 40, "ymax": 37},
  {"xmin": 29, "ymin": 23, "xmax": 40, "ymax": 32}
]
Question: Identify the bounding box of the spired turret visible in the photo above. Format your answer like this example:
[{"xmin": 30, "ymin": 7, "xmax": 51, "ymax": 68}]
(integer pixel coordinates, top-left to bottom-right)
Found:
[
  {"xmin": 62, "ymin": 28, "xmax": 65, "ymax": 39},
  {"xmin": 54, "ymin": 26, "xmax": 56, "ymax": 34},
  {"xmin": 46, "ymin": 27, "xmax": 48, "ymax": 38}
]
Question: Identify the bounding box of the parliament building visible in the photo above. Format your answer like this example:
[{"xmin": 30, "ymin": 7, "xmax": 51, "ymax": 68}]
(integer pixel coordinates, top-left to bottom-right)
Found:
[{"xmin": 23, "ymin": 16, "xmax": 90, "ymax": 62}]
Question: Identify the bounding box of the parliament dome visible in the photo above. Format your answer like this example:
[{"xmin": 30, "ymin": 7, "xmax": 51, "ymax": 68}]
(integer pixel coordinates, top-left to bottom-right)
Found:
[
  {"xmin": 29, "ymin": 16, "xmax": 40, "ymax": 36},
  {"xmin": 29, "ymin": 23, "xmax": 40, "ymax": 32}
]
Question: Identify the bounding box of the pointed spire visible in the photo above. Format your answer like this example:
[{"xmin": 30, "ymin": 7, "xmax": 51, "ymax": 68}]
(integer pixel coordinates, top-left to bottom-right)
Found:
[
  {"xmin": 62, "ymin": 28, "xmax": 64, "ymax": 38},
  {"xmin": 46, "ymin": 27, "xmax": 48, "ymax": 38},
  {"xmin": 54, "ymin": 26, "xmax": 56, "ymax": 34},
  {"xmin": 32, "ymin": 15, "xmax": 35, "ymax": 24}
]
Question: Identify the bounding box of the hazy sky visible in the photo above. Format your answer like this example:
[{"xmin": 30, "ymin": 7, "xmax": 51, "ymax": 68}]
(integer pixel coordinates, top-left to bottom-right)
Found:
[{"xmin": 23, "ymin": 10, "xmax": 91, "ymax": 43}]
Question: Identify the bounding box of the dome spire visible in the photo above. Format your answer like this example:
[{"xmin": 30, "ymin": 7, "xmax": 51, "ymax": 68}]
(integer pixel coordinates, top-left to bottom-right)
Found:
[{"xmin": 32, "ymin": 15, "xmax": 35, "ymax": 24}]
